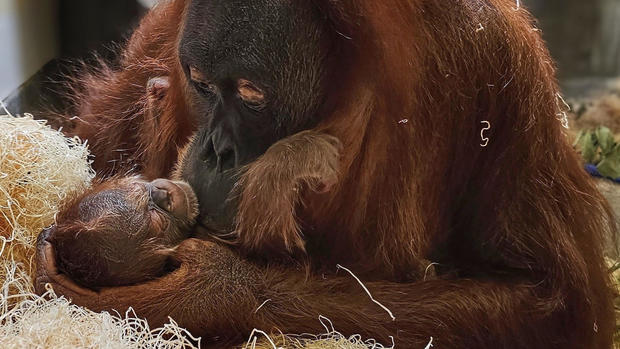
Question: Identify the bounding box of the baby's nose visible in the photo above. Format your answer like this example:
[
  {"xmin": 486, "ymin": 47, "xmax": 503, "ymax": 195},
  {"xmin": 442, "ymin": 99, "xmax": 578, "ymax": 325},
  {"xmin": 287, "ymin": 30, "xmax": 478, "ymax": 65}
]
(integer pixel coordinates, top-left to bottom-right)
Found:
[{"xmin": 151, "ymin": 185, "xmax": 171, "ymax": 211}]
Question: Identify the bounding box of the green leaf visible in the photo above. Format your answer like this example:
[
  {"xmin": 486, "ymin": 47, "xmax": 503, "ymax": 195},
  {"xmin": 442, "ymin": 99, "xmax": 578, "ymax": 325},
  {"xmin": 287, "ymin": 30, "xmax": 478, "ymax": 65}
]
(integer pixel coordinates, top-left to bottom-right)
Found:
[
  {"xmin": 577, "ymin": 132, "xmax": 597, "ymax": 163},
  {"xmin": 573, "ymin": 130, "xmax": 585, "ymax": 148},
  {"xmin": 597, "ymin": 145, "xmax": 620, "ymax": 179},
  {"xmin": 595, "ymin": 126, "xmax": 615, "ymax": 155}
]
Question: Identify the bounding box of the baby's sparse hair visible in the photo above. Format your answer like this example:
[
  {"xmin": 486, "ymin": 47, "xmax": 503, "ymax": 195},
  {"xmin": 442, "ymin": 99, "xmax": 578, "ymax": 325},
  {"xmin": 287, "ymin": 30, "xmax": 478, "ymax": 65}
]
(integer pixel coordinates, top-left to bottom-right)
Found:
[{"xmin": 51, "ymin": 177, "xmax": 198, "ymax": 288}]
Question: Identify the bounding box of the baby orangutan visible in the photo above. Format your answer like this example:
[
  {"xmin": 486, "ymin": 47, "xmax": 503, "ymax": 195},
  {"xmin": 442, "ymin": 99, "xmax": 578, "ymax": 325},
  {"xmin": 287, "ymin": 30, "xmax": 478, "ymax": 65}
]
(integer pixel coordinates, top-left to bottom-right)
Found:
[
  {"xmin": 48, "ymin": 177, "xmax": 198, "ymax": 288},
  {"xmin": 42, "ymin": 130, "xmax": 343, "ymax": 289}
]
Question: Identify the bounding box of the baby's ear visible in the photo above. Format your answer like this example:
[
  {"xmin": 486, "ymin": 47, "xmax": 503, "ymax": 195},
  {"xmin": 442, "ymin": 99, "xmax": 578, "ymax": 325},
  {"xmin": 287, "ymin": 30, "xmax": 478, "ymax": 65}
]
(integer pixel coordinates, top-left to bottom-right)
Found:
[{"xmin": 37, "ymin": 225, "xmax": 57, "ymax": 245}]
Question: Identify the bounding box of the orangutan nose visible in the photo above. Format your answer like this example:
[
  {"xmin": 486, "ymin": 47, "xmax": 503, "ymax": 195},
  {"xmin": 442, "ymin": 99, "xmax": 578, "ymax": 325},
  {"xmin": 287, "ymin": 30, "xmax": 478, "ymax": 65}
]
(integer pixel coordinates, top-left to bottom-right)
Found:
[{"xmin": 150, "ymin": 182, "xmax": 171, "ymax": 212}]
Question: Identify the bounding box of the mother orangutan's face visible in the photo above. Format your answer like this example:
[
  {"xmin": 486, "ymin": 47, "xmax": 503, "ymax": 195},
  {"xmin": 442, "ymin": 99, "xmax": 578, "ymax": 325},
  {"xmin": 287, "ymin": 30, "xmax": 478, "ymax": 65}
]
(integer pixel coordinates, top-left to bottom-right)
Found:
[{"xmin": 176, "ymin": 0, "xmax": 332, "ymax": 232}]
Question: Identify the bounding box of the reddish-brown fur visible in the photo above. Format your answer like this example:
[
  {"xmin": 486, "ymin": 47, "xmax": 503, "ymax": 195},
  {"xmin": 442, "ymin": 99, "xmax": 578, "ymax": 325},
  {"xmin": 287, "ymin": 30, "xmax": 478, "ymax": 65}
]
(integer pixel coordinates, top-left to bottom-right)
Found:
[
  {"xmin": 36, "ymin": 0, "xmax": 616, "ymax": 347},
  {"xmin": 234, "ymin": 130, "xmax": 342, "ymax": 257},
  {"xmin": 67, "ymin": 0, "xmax": 195, "ymax": 179}
]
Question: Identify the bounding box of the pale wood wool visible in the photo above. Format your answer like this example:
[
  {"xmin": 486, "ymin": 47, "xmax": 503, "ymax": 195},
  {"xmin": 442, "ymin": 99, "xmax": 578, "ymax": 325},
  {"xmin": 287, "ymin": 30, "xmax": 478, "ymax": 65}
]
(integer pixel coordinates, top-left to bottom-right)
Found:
[{"xmin": 0, "ymin": 113, "xmax": 94, "ymax": 287}]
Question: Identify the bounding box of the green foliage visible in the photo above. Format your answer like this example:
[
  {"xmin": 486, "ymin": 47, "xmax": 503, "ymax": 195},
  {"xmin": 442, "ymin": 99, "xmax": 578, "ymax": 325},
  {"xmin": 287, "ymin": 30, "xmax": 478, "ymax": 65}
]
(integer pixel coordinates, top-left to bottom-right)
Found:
[{"xmin": 574, "ymin": 126, "xmax": 620, "ymax": 179}]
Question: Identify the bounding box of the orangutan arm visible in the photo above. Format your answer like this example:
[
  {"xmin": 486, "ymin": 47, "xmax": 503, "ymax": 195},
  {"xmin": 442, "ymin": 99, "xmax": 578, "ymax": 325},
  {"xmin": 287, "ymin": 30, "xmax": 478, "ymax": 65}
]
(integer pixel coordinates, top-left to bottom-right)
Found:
[{"xmin": 36, "ymin": 236, "xmax": 581, "ymax": 348}]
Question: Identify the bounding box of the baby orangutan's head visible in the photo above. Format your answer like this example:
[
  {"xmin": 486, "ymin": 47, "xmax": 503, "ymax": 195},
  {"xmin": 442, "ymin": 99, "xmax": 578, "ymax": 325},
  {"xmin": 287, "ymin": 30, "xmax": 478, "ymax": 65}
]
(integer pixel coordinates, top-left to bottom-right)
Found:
[{"xmin": 49, "ymin": 177, "xmax": 198, "ymax": 288}]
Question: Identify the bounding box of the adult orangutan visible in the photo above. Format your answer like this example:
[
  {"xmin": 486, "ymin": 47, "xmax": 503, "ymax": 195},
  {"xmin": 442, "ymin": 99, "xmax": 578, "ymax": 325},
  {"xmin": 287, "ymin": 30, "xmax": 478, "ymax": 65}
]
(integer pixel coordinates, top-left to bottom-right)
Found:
[{"xmin": 36, "ymin": 0, "xmax": 615, "ymax": 347}]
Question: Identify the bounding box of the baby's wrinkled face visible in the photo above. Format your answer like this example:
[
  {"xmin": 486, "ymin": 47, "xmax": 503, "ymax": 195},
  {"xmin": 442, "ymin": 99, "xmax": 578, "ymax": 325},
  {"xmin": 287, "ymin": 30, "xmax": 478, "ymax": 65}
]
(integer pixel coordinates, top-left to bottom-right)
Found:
[
  {"xmin": 52, "ymin": 177, "xmax": 199, "ymax": 288},
  {"xmin": 77, "ymin": 178, "xmax": 199, "ymax": 245}
]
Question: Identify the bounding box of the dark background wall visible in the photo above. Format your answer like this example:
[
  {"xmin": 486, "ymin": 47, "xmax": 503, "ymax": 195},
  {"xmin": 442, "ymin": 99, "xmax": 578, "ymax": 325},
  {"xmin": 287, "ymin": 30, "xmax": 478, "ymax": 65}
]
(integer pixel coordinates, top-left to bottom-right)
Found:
[
  {"xmin": 528, "ymin": 0, "xmax": 620, "ymax": 80},
  {"xmin": 2, "ymin": 0, "xmax": 147, "ymax": 114},
  {"xmin": 58, "ymin": 0, "xmax": 143, "ymax": 59}
]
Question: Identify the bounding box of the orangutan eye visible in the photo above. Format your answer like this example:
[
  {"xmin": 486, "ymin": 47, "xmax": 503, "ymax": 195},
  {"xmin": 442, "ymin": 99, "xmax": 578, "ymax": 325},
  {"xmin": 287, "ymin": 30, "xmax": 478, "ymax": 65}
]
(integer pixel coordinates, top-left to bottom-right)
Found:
[
  {"xmin": 189, "ymin": 66, "xmax": 217, "ymax": 95},
  {"xmin": 237, "ymin": 79, "xmax": 265, "ymax": 109}
]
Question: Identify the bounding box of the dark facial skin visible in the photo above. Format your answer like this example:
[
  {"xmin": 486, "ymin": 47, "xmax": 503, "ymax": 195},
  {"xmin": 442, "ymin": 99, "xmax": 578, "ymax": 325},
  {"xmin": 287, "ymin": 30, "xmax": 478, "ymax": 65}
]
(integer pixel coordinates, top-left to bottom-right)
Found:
[
  {"xmin": 50, "ymin": 178, "xmax": 198, "ymax": 288},
  {"xmin": 177, "ymin": 0, "xmax": 333, "ymax": 232}
]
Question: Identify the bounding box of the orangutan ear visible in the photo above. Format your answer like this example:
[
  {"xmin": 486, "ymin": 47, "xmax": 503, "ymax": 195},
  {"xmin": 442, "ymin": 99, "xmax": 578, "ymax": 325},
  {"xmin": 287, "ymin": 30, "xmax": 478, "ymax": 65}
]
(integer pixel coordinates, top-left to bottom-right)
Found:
[
  {"xmin": 147, "ymin": 76, "xmax": 170, "ymax": 101},
  {"xmin": 38, "ymin": 224, "xmax": 57, "ymax": 244}
]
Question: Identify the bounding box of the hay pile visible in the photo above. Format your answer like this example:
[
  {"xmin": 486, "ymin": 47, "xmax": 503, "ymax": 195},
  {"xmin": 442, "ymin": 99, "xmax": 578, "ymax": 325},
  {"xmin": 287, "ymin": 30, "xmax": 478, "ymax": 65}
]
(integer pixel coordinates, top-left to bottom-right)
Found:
[
  {"xmin": 0, "ymin": 113, "xmax": 94, "ymax": 286},
  {"xmin": 0, "ymin": 113, "xmax": 393, "ymax": 349}
]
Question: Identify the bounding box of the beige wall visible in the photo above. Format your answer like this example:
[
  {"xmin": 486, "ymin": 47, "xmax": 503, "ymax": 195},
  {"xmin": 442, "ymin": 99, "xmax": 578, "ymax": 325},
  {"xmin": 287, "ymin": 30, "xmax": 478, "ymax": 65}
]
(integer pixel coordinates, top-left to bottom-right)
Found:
[{"xmin": 0, "ymin": 0, "xmax": 59, "ymax": 98}]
